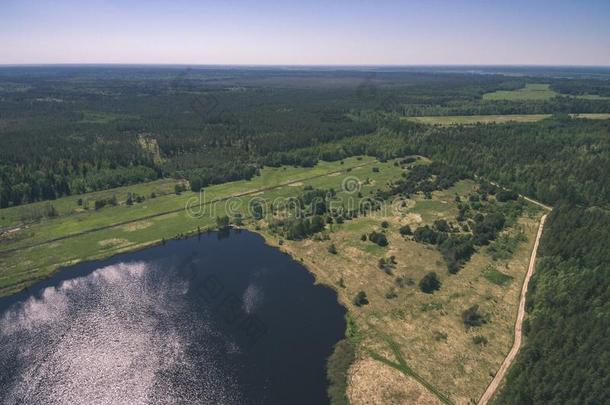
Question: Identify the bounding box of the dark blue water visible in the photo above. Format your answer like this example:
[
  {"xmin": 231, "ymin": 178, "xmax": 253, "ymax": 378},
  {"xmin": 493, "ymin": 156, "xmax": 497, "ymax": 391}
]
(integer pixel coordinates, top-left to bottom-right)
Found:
[{"xmin": 0, "ymin": 230, "xmax": 346, "ymax": 404}]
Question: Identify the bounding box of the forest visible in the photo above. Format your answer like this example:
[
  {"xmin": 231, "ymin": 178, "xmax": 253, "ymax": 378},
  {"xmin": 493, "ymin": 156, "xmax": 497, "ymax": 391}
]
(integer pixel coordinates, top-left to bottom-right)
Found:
[
  {"xmin": 0, "ymin": 66, "xmax": 609, "ymax": 404},
  {"xmin": 2, "ymin": 66, "xmax": 610, "ymax": 208},
  {"xmin": 495, "ymin": 205, "xmax": 609, "ymax": 404}
]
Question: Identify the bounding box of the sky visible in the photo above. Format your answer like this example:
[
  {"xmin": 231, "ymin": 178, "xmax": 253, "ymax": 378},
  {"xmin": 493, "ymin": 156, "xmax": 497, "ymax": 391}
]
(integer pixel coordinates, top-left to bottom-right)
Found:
[{"xmin": 1, "ymin": 0, "xmax": 610, "ymax": 66}]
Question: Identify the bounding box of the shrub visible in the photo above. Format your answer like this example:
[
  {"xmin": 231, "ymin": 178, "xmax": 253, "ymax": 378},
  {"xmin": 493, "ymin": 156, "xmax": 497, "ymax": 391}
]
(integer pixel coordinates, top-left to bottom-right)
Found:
[
  {"xmin": 250, "ymin": 200, "xmax": 265, "ymax": 220},
  {"xmin": 174, "ymin": 183, "xmax": 186, "ymax": 195},
  {"xmin": 496, "ymin": 190, "xmax": 519, "ymax": 202},
  {"xmin": 395, "ymin": 276, "xmax": 414, "ymax": 288},
  {"xmin": 399, "ymin": 225, "xmax": 412, "ymax": 236},
  {"xmin": 327, "ymin": 339, "xmax": 355, "ymax": 405},
  {"xmin": 419, "ymin": 272, "xmax": 441, "ymax": 293},
  {"xmin": 353, "ymin": 291, "xmax": 369, "ymax": 307},
  {"xmin": 385, "ymin": 288, "xmax": 398, "ymax": 299},
  {"xmin": 328, "ymin": 244, "xmax": 338, "ymax": 254},
  {"xmin": 216, "ymin": 215, "xmax": 230, "ymax": 230},
  {"xmin": 433, "ymin": 219, "xmax": 450, "ymax": 232},
  {"xmin": 381, "ymin": 220, "xmax": 389, "ymax": 228},
  {"xmin": 413, "ymin": 225, "xmax": 445, "ymax": 245},
  {"xmin": 462, "ymin": 305, "xmax": 487, "ymax": 327},
  {"xmin": 368, "ymin": 231, "xmax": 388, "ymax": 247},
  {"xmin": 473, "ymin": 335, "xmax": 488, "ymax": 345},
  {"xmin": 378, "ymin": 257, "xmax": 395, "ymax": 274},
  {"xmin": 44, "ymin": 203, "xmax": 58, "ymax": 217},
  {"xmin": 433, "ymin": 331, "xmax": 448, "ymax": 341},
  {"xmin": 439, "ymin": 235, "xmax": 475, "ymax": 274}
]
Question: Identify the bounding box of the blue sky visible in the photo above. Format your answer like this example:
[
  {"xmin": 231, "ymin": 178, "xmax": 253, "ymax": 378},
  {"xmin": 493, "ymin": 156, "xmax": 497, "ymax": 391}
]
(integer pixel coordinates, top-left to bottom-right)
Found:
[{"xmin": 1, "ymin": 0, "xmax": 609, "ymax": 65}]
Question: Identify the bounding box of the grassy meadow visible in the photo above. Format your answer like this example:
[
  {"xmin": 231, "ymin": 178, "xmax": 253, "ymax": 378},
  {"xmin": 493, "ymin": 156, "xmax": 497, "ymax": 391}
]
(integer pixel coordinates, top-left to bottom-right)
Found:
[
  {"xmin": 482, "ymin": 83, "xmax": 557, "ymax": 101},
  {"xmin": 0, "ymin": 156, "xmax": 386, "ymax": 296},
  {"xmin": 256, "ymin": 179, "xmax": 545, "ymax": 404},
  {"xmin": 482, "ymin": 83, "xmax": 610, "ymax": 102},
  {"xmin": 403, "ymin": 112, "xmax": 610, "ymax": 126},
  {"xmin": 404, "ymin": 114, "xmax": 551, "ymax": 126}
]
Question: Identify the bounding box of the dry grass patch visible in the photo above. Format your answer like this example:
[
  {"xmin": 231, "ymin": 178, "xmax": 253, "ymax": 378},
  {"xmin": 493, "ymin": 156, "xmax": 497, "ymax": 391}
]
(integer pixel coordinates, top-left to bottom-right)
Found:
[
  {"xmin": 254, "ymin": 181, "xmax": 543, "ymax": 404},
  {"xmin": 348, "ymin": 357, "xmax": 442, "ymax": 405},
  {"xmin": 98, "ymin": 238, "xmax": 130, "ymax": 248},
  {"xmin": 121, "ymin": 220, "xmax": 153, "ymax": 232}
]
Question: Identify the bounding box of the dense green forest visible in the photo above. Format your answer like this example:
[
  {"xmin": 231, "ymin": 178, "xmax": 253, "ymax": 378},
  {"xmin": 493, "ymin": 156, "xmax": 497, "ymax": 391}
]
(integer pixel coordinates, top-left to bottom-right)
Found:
[
  {"xmin": 1, "ymin": 66, "xmax": 609, "ymax": 403},
  {"xmin": 411, "ymin": 118, "xmax": 610, "ymax": 206},
  {"xmin": 2, "ymin": 66, "xmax": 610, "ymax": 208},
  {"xmin": 495, "ymin": 205, "xmax": 610, "ymax": 404}
]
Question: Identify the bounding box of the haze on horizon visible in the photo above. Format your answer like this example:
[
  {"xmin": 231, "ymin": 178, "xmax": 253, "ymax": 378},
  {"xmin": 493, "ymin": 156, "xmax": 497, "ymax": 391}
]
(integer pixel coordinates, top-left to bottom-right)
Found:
[{"xmin": 1, "ymin": 0, "xmax": 610, "ymax": 66}]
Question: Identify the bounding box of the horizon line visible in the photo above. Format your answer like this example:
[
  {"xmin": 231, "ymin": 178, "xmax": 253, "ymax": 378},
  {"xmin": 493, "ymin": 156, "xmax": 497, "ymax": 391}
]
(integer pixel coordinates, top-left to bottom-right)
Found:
[{"xmin": 1, "ymin": 63, "xmax": 610, "ymax": 69}]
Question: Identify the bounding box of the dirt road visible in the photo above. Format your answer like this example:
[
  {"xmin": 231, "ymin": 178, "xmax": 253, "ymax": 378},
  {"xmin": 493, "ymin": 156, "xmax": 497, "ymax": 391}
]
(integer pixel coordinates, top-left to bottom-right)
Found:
[
  {"xmin": 478, "ymin": 213, "xmax": 548, "ymax": 405},
  {"xmin": 0, "ymin": 160, "xmax": 375, "ymax": 255}
]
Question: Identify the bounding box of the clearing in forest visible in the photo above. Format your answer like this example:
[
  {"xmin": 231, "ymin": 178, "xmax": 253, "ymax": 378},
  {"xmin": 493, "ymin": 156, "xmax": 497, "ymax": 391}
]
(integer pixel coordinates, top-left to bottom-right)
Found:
[{"xmin": 482, "ymin": 83, "xmax": 557, "ymax": 101}]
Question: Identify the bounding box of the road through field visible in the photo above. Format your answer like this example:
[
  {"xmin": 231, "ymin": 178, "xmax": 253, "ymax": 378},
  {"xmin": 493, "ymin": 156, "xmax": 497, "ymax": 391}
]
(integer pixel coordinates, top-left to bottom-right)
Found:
[
  {"xmin": 478, "ymin": 213, "xmax": 548, "ymax": 405},
  {"xmin": 0, "ymin": 160, "xmax": 374, "ymax": 255}
]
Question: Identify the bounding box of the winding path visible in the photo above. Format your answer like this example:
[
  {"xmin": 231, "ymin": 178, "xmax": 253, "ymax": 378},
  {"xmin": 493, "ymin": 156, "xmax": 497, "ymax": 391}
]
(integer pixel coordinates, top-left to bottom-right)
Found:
[{"xmin": 478, "ymin": 213, "xmax": 548, "ymax": 405}]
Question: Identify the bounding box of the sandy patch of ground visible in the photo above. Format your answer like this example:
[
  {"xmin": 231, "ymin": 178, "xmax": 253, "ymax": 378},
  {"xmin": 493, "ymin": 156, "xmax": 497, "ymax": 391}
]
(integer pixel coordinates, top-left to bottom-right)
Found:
[
  {"xmin": 348, "ymin": 357, "xmax": 441, "ymax": 405},
  {"xmin": 404, "ymin": 213, "xmax": 423, "ymax": 223},
  {"xmin": 98, "ymin": 238, "xmax": 130, "ymax": 248},
  {"xmin": 121, "ymin": 221, "xmax": 153, "ymax": 232},
  {"xmin": 288, "ymin": 182, "xmax": 304, "ymax": 187}
]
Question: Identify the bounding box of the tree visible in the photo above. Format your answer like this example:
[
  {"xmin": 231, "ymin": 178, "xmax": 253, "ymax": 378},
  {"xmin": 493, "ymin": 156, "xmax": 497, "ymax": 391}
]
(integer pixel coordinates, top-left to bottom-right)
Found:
[
  {"xmin": 353, "ymin": 291, "xmax": 369, "ymax": 307},
  {"xmin": 399, "ymin": 224, "xmax": 412, "ymax": 236},
  {"xmin": 414, "ymin": 225, "xmax": 444, "ymax": 244},
  {"xmin": 368, "ymin": 231, "xmax": 388, "ymax": 247},
  {"xmin": 216, "ymin": 215, "xmax": 230, "ymax": 230},
  {"xmin": 496, "ymin": 190, "xmax": 519, "ymax": 202},
  {"xmin": 419, "ymin": 272, "xmax": 441, "ymax": 293},
  {"xmin": 45, "ymin": 203, "xmax": 58, "ymax": 218},
  {"xmin": 433, "ymin": 219, "xmax": 450, "ymax": 232},
  {"xmin": 250, "ymin": 200, "xmax": 265, "ymax": 220}
]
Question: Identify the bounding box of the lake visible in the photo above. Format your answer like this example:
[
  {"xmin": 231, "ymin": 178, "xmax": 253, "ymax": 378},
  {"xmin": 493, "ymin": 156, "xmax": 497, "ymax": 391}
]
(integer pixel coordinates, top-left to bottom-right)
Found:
[{"xmin": 0, "ymin": 230, "xmax": 346, "ymax": 404}]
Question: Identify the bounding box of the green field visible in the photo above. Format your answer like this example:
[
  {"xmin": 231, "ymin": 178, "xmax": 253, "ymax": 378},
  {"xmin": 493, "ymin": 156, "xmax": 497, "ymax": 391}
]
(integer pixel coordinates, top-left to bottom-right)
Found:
[
  {"xmin": 482, "ymin": 83, "xmax": 610, "ymax": 101},
  {"xmin": 482, "ymin": 83, "xmax": 557, "ymax": 101},
  {"xmin": 0, "ymin": 178, "xmax": 183, "ymax": 228},
  {"xmin": 404, "ymin": 114, "xmax": 551, "ymax": 125},
  {"xmin": 0, "ymin": 156, "xmax": 401, "ymax": 296},
  {"xmin": 403, "ymin": 112, "xmax": 610, "ymax": 126}
]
